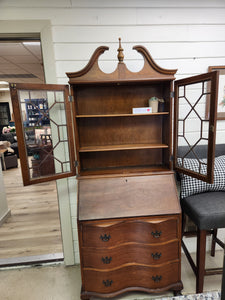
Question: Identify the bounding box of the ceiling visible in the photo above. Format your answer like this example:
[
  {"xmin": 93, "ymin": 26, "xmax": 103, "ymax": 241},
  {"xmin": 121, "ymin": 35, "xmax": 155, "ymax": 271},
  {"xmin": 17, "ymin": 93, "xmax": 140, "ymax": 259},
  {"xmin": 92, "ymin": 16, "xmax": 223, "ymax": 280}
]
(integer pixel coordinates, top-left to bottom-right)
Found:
[{"xmin": 0, "ymin": 41, "xmax": 45, "ymax": 89}]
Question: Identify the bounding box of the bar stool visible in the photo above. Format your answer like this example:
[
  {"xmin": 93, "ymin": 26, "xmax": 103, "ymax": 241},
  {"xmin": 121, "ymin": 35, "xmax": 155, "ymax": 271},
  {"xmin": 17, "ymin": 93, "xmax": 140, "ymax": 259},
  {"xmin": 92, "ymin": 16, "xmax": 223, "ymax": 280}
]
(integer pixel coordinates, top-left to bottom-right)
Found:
[{"xmin": 181, "ymin": 191, "xmax": 225, "ymax": 293}]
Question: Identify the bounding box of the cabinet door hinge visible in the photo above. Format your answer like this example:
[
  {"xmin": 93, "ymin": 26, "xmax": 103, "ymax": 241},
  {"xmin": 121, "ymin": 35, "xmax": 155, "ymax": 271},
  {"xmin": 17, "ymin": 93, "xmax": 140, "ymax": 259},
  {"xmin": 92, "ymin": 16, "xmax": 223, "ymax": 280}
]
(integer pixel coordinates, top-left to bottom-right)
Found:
[
  {"xmin": 68, "ymin": 95, "xmax": 74, "ymax": 102},
  {"xmin": 75, "ymin": 160, "xmax": 79, "ymax": 167},
  {"xmin": 170, "ymin": 91, "xmax": 175, "ymax": 98},
  {"xmin": 10, "ymin": 83, "xmax": 17, "ymax": 89}
]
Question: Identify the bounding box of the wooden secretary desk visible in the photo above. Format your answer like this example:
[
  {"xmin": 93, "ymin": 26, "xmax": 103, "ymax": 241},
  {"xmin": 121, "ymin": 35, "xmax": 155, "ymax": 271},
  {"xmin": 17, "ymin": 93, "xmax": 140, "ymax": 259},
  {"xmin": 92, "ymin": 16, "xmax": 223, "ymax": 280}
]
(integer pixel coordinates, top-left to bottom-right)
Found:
[{"xmin": 10, "ymin": 39, "xmax": 219, "ymax": 299}]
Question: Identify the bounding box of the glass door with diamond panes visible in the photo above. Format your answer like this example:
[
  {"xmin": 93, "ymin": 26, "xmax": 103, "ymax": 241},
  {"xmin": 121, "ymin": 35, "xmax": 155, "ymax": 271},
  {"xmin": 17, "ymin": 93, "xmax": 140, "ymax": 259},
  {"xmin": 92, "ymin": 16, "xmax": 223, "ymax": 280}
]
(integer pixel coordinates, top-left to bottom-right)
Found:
[
  {"xmin": 10, "ymin": 83, "xmax": 76, "ymax": 186},
  {"xmin": 173, "ymin": 71, "xmax": 218, "ymax": 183}
]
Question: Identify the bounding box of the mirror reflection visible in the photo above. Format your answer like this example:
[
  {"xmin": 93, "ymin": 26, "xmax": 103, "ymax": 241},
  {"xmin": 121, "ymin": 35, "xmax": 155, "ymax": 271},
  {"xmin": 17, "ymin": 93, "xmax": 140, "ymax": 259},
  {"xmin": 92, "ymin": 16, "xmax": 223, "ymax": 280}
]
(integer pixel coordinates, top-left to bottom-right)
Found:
[{"xmin": 18, "ymin": 90, "xmax": 71, "ymax": 179}]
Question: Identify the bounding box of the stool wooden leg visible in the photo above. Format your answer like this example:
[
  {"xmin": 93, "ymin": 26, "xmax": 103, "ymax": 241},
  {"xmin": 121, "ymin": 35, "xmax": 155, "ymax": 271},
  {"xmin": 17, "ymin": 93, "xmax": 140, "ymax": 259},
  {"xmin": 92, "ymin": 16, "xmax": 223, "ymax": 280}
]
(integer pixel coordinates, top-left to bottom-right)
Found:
[
  {"xmin": 196, "ymin": 229, "xmax": 207, "ymax": 294},
  {"xmin": 221, "ymin": 248, "xmax": 225, "ymax": 300},
  {"xmin": 211, "ymin": 229, "xmax": 217, "ymax": 257}
]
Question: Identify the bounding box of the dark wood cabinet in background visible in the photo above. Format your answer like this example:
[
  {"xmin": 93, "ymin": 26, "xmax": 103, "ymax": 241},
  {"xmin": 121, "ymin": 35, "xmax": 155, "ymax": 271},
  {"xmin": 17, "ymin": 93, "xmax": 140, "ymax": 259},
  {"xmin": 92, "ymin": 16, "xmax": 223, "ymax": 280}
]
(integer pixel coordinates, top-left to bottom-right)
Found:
[
  {"xmin": 25, "ymin": 98, "xmax": 49, "ymax": 127},
  {"xmin": 0, "ymin": 102, "xmax": 10, "ymax": 132}
]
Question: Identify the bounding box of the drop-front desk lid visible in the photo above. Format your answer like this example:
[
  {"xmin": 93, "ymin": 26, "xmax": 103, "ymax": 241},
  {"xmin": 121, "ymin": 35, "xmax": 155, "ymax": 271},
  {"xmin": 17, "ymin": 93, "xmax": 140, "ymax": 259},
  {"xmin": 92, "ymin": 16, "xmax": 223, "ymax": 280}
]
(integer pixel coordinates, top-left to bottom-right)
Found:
[{"xmin": 78, "ymin": 172, "xmax": 181, "ymax": 221}]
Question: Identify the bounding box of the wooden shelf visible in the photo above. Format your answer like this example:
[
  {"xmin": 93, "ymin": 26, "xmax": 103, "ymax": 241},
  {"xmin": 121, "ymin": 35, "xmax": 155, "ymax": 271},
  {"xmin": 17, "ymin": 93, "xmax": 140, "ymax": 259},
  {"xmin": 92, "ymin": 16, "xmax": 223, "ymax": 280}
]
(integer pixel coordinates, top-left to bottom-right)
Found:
[
  {"xmin": 76, "ymin": 112, "xmax": 169, "ymax": 118},
  {"xmin": 79, "ymin": 165, "xmax": 171, "ymax": 176},
  {"xmin": 79, "ymin": 143, "xmax": 169, "ymax": 153}
]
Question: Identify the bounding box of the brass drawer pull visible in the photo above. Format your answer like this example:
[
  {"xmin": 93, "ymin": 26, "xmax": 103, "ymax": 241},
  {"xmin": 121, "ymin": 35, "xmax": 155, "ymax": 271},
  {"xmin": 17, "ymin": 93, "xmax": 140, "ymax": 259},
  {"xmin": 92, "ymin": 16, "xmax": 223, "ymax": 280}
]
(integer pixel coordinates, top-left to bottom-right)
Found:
[
  {"xmin": 103, "ymin": 279, "xmax": 113, "ymax": 287},
  {"xmin": 102, "ymin": 256, "xmax": 112, "ymax": 264},
  {"xmin": 152, "ymin": 275, "xmax": 162, "ymax": 282},
  {"xmin": 100, "ymin": 234, "xmax": 111, "ymax": 242},
  {"xmin": 151, "ymin": 252, "xmax": 162, "ymax": 260},
  {"xmin": 151, "ymin": 230, "xmax": 162, "ymax": 238}
]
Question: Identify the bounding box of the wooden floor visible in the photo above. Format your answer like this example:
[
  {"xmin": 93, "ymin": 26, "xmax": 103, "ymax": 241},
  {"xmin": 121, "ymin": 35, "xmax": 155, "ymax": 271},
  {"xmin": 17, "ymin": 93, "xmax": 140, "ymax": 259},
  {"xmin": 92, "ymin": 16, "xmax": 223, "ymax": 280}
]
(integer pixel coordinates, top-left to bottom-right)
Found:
[{"xmin": 0, "ymin": 160, "xmax": 63, "ymax": 263}]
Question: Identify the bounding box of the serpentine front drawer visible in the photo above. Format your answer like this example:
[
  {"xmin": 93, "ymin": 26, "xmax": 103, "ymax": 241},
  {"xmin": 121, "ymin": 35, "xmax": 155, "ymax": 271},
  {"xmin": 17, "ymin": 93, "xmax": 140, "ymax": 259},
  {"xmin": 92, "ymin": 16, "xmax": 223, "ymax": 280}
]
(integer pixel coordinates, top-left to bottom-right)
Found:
[
  {"xmin": 83, "ymin": 262, "xmax": 180, "ymax": 293},
  {"xmin": 82, "ymin": 240, "xmax": 179, "ymax": 269},
  {"xmin": 81, "ymin": 217, "xmax": 178, "ymax": 248}
]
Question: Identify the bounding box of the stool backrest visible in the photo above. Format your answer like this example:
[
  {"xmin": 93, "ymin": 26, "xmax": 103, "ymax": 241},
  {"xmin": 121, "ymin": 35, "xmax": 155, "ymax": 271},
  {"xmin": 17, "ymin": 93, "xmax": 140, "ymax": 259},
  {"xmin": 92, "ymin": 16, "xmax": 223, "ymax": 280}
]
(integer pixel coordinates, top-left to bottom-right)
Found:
[{"xmin": 177, "ymin": 143, "xmax": 225, "ymax": 160}]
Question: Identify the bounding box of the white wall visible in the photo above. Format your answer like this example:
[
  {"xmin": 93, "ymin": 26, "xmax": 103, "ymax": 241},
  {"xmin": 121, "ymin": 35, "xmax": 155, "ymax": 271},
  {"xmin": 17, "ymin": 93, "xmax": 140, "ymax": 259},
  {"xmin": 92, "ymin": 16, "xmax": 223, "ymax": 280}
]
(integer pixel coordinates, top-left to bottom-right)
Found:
[
  {"xmin": 0, "ymin": 163, "xmax": 11, "ymax": 226},
  {"xmin": 0, "ymin": 0, "xmax": 225, "ymax": 262}
]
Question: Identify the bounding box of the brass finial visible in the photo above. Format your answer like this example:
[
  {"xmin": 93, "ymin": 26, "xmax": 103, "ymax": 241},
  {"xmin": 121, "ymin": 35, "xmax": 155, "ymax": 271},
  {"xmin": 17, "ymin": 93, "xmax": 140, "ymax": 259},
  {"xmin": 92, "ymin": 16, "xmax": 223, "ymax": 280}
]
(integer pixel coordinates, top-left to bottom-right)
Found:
[{"xmin": 117, "ymin": 37, "xmax": 124, "ymax": 63}]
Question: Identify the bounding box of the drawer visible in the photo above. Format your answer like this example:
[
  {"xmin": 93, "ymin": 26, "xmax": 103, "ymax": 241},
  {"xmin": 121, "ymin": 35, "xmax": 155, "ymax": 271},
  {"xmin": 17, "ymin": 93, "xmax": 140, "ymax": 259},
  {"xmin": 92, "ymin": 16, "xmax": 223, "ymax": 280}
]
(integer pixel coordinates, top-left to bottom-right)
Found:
[
  {"xmin": 81, "ymin": 217, "xmax": 178, "ymax": 247},
  {"xmin": 83, "ymin": 262, "xmax": 180, "ymax": 293},
  {"xmin": 82, "ymin": 241, "xmax": 179, "ymax": 269}
]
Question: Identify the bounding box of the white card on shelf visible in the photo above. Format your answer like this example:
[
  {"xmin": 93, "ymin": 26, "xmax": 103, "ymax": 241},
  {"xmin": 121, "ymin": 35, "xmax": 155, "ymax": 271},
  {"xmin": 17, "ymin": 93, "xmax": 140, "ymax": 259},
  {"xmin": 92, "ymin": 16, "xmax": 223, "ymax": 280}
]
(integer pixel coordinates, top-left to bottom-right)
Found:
[{"xmin": 132, "ymin": 107, "xmax": 152, "ymax": 114}]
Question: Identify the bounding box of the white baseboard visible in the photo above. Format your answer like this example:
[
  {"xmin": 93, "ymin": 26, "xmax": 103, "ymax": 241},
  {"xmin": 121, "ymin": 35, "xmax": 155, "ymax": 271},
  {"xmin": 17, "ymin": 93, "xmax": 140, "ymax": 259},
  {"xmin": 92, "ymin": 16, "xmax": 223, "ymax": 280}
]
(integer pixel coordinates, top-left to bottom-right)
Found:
[{"xmin": 0, "ymin": 209, "xmax": 11, "ymax": 227}]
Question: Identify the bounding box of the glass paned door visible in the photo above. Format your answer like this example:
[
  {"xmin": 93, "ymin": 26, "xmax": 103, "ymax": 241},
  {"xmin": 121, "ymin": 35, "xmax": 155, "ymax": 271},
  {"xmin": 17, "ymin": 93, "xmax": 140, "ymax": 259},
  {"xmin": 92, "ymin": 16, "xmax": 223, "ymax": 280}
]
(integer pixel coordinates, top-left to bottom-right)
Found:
[
  {"xmin": 10, "ymin": 83, "xmax": 76, "ymax": 185},
  {"xmin": 173, "ymin": 71, "xmax": 218, "ymax": 183}
]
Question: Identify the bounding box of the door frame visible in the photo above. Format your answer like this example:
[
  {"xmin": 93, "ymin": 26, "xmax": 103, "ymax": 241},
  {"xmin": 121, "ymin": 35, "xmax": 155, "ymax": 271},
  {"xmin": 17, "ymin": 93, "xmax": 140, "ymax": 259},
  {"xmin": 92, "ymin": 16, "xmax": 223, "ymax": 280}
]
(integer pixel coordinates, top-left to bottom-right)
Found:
[{"xmin": 0, "ymin": 20, "xmax": 75, "ymax": 265}]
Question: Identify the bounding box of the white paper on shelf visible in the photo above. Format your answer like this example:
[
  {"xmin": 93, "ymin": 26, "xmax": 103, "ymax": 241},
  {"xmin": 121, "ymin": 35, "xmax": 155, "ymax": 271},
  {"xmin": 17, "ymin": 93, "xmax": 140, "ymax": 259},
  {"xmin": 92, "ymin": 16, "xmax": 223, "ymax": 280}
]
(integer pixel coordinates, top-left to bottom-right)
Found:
[{"xmin": 132, "ymin": 107, "xmax": 152, "ymax": 114}]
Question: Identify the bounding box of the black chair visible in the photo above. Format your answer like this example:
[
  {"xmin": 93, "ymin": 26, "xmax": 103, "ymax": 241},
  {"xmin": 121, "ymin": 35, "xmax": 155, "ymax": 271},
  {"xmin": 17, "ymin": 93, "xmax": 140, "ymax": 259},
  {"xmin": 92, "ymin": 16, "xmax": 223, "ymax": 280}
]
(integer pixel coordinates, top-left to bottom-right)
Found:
[
  {"xmin": 3, "ymin": 152, "xmax": 18, "ymax": 169},
  {"xmin": 178, "ymin": 144, "xmax": 225, "ymax": 293}
]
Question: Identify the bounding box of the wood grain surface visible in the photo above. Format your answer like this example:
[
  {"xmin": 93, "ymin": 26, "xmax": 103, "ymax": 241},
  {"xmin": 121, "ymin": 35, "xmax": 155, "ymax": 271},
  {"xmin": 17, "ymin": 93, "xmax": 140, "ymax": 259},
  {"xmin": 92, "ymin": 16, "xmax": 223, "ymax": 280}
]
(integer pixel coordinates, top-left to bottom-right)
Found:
[
  {"xmin": 0, "ymin": 161, "xmax": 63, "ymax": 260},
  {"xmin": 78, "ymin": 173, "xmax": 180, "ymax": 221}
]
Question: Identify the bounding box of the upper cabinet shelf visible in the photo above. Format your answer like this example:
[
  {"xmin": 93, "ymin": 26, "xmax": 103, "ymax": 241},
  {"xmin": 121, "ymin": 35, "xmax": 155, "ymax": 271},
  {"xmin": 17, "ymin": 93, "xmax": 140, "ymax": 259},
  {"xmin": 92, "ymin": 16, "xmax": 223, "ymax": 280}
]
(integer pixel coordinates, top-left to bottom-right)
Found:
[
  {"xmin": 79, "ymin": 143, "xmax": 169, "ymax": 153},
  {"xmin": 76, "ymin": 112, "xmax": 169, "ymax": 118},
  {"xmin": 67, "ymin": 38, "xmax": 177, "ymax": 175}
]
